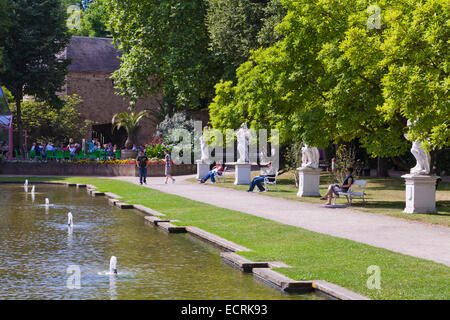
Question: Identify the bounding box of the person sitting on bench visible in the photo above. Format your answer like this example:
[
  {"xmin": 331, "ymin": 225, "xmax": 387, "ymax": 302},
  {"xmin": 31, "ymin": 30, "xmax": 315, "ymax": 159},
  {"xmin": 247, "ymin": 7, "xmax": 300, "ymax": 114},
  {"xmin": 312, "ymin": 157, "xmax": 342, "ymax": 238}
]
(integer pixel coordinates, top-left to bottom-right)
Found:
[
  {"xmin": 200, "ymin": 162, "xmax": 225, "ymax": 184},
  {"xmin": 321, "ymin": 167, "xmax": 354, "ymax": 205},
  {"xmin": 247, "ymin": 162, "xmax": 276, "ymax": 192}
]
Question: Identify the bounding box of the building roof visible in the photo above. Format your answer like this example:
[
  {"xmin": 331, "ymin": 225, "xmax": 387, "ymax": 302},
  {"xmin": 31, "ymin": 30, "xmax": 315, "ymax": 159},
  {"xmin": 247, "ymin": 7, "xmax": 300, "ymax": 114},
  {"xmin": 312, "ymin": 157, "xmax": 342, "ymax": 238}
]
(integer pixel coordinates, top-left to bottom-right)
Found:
[{"xmin": 65, "ymin": 36, "xmax": 122, "ymax": 73}]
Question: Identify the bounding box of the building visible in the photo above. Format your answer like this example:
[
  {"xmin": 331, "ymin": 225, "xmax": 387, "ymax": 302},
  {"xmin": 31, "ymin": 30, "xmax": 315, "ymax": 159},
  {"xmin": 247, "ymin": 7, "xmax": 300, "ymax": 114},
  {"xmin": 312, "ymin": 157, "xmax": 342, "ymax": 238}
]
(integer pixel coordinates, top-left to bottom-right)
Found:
[{"xmin": 60, "ymin": 36, "xmax": 161, "ymax": 147}]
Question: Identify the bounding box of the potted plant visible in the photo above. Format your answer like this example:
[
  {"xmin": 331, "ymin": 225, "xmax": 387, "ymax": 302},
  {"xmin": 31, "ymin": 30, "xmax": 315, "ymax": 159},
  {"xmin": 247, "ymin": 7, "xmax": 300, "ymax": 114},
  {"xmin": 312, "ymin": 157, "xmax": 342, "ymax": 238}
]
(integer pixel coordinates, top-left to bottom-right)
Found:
[{"xmin": 112, "ymin": 110, "xmax": 148, "ymax": 159}]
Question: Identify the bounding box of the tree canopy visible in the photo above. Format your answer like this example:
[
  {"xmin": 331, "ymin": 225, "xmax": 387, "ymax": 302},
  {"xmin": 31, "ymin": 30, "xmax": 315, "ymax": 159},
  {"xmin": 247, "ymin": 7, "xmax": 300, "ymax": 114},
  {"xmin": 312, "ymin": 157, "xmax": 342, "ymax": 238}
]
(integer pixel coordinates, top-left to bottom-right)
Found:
[
  {"xmin": 0, "ymin": 0, "xmax": 71, "ymax": 149},
  {"xmin": 105, "ymin": 0, "xmax": 224, "ymax": 113},
  {"xmin": 209, "ymin": 0, "xmax": 449, "ymax": 156}
]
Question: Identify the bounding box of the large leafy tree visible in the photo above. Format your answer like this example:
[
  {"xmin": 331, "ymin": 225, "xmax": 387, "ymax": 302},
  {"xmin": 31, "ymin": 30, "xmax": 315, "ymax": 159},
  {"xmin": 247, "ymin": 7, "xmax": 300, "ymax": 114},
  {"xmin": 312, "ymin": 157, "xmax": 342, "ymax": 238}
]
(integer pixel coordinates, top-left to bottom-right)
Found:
[
  {"xmin": 0, "ymin": 0, "xmax": 71, "ymax": 152},
  {"xmin": 0, "ymin": 0, "xmax": 10, "ymax": 68},
  {"xmin": 210, "ymin": 0, "xmax": 449, "ymax": 160},
  {"xmin": 105, "ymin": 0, "xmax": 224, "ymax": 114},
  {"xmin": 206, "ymin": 0, "xmax": 285, "ymax": 79}
]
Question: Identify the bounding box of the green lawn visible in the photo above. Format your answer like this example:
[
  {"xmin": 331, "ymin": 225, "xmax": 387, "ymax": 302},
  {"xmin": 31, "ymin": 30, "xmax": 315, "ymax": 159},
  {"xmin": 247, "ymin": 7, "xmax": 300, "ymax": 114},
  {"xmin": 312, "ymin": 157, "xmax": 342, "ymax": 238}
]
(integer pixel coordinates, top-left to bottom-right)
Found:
[
  {"xmin": 188, "ymin": 172, "xmax": 450, "ymax": 227},
  {"xmin": 1, "ymin": 176, "xmax": 449, "ymax": 299}
]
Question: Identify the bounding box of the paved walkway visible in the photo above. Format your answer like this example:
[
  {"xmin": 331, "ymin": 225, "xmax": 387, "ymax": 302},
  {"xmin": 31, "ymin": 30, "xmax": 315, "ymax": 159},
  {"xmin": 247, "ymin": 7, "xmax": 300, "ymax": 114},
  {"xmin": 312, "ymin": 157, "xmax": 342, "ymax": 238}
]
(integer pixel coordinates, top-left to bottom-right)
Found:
[{"xmin": 119, "ymin": 175, "xmax": 450, "ymax": 267}]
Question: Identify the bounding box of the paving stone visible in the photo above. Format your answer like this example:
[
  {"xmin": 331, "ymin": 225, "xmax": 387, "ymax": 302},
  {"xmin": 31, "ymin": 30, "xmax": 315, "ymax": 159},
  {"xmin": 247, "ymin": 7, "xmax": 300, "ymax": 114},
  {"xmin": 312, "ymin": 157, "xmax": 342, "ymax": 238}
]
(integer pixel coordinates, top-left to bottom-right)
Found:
[{"xmin": 186, "ymin": 226, "xmax": 251, "ymax": 252}]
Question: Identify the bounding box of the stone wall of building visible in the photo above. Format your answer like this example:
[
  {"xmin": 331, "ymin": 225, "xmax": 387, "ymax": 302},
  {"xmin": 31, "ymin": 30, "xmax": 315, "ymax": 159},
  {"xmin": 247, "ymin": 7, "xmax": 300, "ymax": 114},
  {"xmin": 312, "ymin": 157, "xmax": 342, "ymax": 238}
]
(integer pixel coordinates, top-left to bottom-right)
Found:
[{"xmin": 66, "ymin": 71, "xmax": 161, "ymax": 145}]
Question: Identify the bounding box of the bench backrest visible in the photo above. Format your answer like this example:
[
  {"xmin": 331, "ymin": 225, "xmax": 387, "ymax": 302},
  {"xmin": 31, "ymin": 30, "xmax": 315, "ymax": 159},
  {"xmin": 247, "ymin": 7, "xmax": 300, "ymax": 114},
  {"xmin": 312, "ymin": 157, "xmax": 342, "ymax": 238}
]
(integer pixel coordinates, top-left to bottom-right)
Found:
[{"xmin": 350, "ymin": 180, "xmax": 367, "ymax": 192}]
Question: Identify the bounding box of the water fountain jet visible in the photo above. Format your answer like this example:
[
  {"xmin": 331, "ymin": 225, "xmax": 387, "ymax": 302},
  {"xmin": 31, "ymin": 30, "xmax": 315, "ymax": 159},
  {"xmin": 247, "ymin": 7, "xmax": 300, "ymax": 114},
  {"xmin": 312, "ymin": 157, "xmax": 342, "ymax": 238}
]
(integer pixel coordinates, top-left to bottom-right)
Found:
[
  {"xmin": 68, "ymin": 212, "xmax": 73, "ymax": 227},
  {"xmin": 109, "ymin": 256, "xmax": 118, "ymax": 275}
]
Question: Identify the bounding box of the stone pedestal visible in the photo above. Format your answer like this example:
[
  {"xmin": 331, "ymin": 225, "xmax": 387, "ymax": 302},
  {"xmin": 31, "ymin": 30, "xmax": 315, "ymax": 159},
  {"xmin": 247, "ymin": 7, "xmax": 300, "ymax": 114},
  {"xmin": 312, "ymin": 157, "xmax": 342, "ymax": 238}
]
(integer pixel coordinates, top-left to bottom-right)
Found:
[
  {"xmin": 232, "ymin": 163, "xmax": 252, "ymax": 185},
  {"xmin": 402, "ymin": 174, "xmax": 439, "ymax": 214},
  {"xmin": 297, "ymin": 167, "xmax": 322, "ymax": 197},
  {"xmin": 196, "ymin": 161, "xmax": 210, "ymax": 180}
]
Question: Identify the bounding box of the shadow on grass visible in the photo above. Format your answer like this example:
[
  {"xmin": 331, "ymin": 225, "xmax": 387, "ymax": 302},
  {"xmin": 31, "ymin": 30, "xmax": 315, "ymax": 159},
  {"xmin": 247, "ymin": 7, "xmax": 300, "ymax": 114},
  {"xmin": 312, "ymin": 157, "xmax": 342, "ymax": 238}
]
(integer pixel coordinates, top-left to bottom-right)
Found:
[{"xmin": 353, "ymin": 200, "xmax": 450, "ymax": 215}]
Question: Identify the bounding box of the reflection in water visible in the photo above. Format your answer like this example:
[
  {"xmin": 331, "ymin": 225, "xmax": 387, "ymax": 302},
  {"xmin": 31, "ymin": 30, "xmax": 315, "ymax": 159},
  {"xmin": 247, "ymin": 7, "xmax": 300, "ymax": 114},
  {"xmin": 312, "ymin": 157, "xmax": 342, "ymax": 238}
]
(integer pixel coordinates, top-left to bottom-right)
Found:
[
  {"xmin": 0, "ymin": 184, "xmax": 321, "ymax": 300},
  {"xmin": 109, "ymin": 275, "xmax": 117, "ymax": 300}
]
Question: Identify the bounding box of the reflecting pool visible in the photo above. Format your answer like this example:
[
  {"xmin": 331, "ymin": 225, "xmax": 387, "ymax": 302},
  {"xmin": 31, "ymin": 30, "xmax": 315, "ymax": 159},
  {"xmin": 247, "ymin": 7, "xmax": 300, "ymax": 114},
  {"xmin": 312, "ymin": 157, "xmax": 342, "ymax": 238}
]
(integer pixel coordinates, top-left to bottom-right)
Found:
[{"xmin": 0, "ymin": 184, "xmax": 321, "ymax": 300}]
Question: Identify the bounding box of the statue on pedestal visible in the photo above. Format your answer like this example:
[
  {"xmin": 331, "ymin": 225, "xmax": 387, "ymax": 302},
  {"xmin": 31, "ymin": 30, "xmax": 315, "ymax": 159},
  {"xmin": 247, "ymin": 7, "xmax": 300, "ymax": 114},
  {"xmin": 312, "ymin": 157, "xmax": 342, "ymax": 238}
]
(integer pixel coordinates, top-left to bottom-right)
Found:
[
  {"xmin": 236, "ymin": 123, "xmax": 252, "ymax": 163},
  {"xmin": 199, "ymin": 126, "xmax": 210, "ymax": 164},
  {"xmin": 301, "ymin": 144, "xmax": 320, "ymax": 169},
  {"xmin": 405, "ymin": 120, "xmax": 431, "ymax": 176}
]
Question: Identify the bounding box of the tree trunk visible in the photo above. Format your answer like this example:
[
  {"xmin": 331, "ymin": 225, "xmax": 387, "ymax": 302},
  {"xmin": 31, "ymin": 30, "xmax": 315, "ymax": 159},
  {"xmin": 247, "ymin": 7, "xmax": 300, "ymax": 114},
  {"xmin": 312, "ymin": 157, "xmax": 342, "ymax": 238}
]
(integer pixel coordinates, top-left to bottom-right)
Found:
[
  {"xmin": 377, "ymin": 157, "xmax": 389, "ymax": 177},
  {"xmin": 15, "ymin": 89, "xmax": 23, "ymax": 155}
]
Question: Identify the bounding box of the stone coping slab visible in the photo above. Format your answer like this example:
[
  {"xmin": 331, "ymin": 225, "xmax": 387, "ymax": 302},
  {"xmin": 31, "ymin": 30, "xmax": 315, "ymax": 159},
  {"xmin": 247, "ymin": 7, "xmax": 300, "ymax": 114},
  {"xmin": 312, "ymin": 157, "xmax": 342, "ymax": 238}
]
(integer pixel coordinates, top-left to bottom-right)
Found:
[
  {"xmin": 104, "ymin": 192, "xmax": 121, "ymax": 199},
  {"xmin": 157, "ymin": 222, "xmax": 187, "ymax": 234},
  {"xmin": 312, "ymin": 280, "xmax": 370, "ymax": 300},
  {"xmin": 144, "ymin": 216, "xmax": 172, "ymax": 225},
  {"xmin": 108, "ymin": 199, "xmax": 120, "ymax": 206},
  {"xmin": 220, "ymin": 252, "xmax": 269, "ymax": 272},
  {"xmin": 76, "ymin": 184, "xmax": 87, "ymax": 188},
  {"xmin": 132, "ymin": 204, "xmax": 166, "ymax": 217},
  {"xmin": 252, "ymin": 268, "xmax": 313, "ymax": 292},
  {"xmin": 90, "ymin": 191, "xmax": 105, "ymax": 197},
  {"xmin": 115, "ymin": 202, "xmax": 134, "ymax": 209},
  {"xmin": 186, "ymin": 226, "xmax": 251, "ymax": 253}
]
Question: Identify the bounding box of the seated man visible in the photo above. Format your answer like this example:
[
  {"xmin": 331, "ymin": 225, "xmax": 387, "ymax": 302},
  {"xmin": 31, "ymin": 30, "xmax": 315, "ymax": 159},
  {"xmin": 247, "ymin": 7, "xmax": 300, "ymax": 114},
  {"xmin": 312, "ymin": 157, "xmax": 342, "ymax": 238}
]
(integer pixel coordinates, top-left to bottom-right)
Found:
[
  {"xmin": 247, "ymin": 162, "xmax": 276, "ymax": 192},
  {"xmin": 321, "ymin": 167, "xmax": 354, "ymax": 205},
  {"xmin": 200, "ymin": 162, "xmax": 225, "ymax": 184}
]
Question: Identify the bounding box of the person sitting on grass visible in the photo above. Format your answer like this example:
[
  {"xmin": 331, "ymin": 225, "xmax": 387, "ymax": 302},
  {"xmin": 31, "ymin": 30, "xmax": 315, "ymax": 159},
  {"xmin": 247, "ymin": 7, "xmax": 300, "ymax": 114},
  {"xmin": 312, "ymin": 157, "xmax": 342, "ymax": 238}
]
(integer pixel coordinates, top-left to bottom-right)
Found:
[
  {"xmin": 321, "ymin": 167, "xmax": 354, "ymax": 205},
  {"xmin": 199, "ymin": 162, "xmax": 225, "ymax": 184},
  {"xmin": 247, "ymin": 162, "xmax": 276, "ymax": 193}
]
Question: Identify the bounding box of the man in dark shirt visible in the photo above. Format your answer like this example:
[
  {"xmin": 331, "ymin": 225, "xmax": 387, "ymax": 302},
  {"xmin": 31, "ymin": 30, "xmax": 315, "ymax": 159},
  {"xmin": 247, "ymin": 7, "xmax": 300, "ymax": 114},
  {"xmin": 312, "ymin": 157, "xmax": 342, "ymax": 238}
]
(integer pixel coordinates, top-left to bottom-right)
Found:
[{"xmin": 136, "ymin": 150, "xmax": 149, "ymax": 185}]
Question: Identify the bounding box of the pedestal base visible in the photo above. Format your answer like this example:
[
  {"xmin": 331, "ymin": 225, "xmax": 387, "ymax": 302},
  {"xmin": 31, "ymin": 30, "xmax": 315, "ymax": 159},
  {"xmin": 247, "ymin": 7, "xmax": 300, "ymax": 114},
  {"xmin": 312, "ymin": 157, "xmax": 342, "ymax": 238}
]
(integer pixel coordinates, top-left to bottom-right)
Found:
[
  {"xmin": 228, "ymin": 163, "xmax": 252, "ymax": 185},
  {"xmin": 196, "ymin": 162, "xmax": 210, "ymax": 180},
  {"xmin": 402, "ymin": 174, "xmax": 439, "ymax": 214},
  {"xmin": 297, "ymin": 167, "xmax": 322, "ymax": 197}
]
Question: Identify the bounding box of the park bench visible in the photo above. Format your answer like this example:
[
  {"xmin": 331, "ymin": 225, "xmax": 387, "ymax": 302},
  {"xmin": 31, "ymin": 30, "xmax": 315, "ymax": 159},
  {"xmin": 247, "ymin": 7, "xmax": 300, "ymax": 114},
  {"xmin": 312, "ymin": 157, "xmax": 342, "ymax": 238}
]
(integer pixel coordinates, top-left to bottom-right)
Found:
[
  {"xmin": 216, "ymin": 166, "xmax": 228, "ymax": 183},
  {"xmin": 333, "ymin": 180, "xmax": 367, "ymax": 206},
  {"xmin": 264, "ymin": 171, "xmax": 279, "ymax": 192}
]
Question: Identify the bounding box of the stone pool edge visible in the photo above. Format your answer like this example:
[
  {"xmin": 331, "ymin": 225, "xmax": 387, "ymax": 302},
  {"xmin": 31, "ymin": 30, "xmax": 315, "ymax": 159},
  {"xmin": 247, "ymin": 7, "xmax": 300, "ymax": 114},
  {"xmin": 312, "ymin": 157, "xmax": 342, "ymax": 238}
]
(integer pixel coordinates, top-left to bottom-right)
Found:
[{"xmin": 1, "ymin": 180, "xmax": 370, "ymax": 300}]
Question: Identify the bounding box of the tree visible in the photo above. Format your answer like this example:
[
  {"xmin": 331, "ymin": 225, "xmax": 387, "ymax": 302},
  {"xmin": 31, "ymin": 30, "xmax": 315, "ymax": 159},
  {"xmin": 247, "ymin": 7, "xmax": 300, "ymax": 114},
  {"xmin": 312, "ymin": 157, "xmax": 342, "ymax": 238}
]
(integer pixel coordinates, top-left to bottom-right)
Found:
[
  {"xmin": 206, "ymin": 0, "xmax": 285, "ymax": 79},
  {"xmin": 112, "ymin": 111, "xmax": 149, "ymax": 149},
  {"xmin": 65, "ymin": 0, "xmax": 110, "ymax": 38},
  {"xmin": 0, "ymin": 0, "xmax": 10, "ymax": 68},
  {"xmin": 209, "ymin": 0, "xmax": 449, "ymax": 162},
  {"xmin": 105, "ymin": 0, "xmax": 224, "ymax": 113},
  {"xmin": 11, "ymin": 95, "xmax": 89, "ymax": 144},
  {"xmin": 0, "ymin": 0, "xmax": 71, "ymax": 153}
]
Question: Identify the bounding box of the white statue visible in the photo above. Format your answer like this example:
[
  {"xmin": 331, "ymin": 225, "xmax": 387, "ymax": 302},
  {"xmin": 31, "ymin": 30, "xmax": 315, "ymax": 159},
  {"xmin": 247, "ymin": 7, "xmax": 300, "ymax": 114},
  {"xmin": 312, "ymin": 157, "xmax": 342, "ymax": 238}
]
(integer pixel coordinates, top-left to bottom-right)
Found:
[
  {"xmin": 301, "ymin": 144, "xmax": 320, "ymax": 169},
  {"xmin": 410, "ymin": 140, "xmax": 431, "ymax": 175},
  {"xmin": 199, "ymin": 126, "xmax": 210, "ymax": 164},
  {"xmin": 236, "ymin": 123, "xmax": 252, "ymax": 163},
  {"xmin": 405, "ymin": 120, "xmax": 431, "ymax": 176}
]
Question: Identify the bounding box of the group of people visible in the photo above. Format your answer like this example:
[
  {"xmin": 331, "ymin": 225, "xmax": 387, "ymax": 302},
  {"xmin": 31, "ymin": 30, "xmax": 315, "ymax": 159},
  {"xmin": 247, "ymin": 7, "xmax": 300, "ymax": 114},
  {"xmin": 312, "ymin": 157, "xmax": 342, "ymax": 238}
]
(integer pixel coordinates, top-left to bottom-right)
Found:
[
  {"xmin": 198, "ymin": 160, "xmax": 355, "ymax": 204},
  {"xmin": 136, "ymin": 149, "xmax": 175, "ymax": 185},
  {"xmin": 0, "ymin": 141, "xmax": 8, "ymax": 159},
  {"xmin": 198, "ymin": 161, "xmax": 276, "ymax": 193},
  {"xmin": 29, "ymin": 138, "xmax": 121, "ymax": 160}
]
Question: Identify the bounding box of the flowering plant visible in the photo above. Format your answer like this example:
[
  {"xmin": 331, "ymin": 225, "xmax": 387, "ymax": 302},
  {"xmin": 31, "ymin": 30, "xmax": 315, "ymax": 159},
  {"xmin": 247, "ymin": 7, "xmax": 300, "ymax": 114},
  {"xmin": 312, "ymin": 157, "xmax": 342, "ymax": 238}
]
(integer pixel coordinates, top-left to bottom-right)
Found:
[{"xmin": 144, "ymin": 138, "xmax": 172, "ymax": 159}]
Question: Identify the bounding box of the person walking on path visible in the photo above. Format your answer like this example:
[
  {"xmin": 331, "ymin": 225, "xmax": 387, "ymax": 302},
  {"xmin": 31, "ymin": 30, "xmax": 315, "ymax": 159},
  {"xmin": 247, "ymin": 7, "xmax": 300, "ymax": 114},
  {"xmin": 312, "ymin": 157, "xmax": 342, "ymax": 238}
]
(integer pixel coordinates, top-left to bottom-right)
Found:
[
  {"xmin": 164, "ymin": 149, "xmax": 175, "ymax": 184},
  {"xmin": 136, "ymin": 150, "xmax": 149, "ymax": 185}
]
